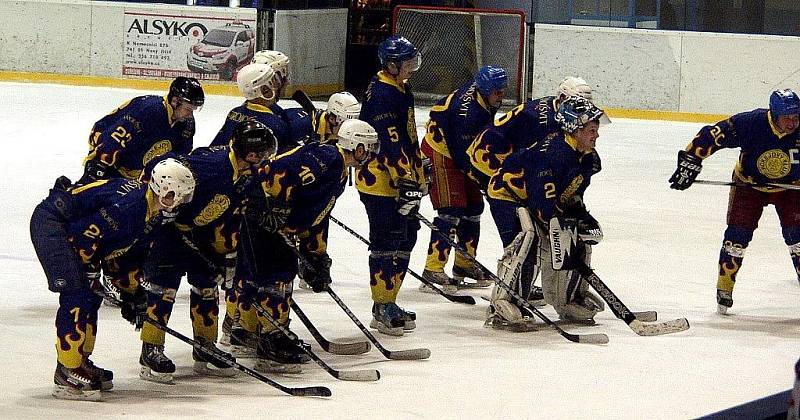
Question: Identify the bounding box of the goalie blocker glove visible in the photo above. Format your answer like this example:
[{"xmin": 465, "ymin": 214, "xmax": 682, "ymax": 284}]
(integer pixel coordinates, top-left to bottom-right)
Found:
[
  {"xmin": 669, "ymin": 150, "xmax": 702, "ymax": 190},
  {"xmin": 396, "ymin": 178, "xmax": 423, "ymax": 217}
]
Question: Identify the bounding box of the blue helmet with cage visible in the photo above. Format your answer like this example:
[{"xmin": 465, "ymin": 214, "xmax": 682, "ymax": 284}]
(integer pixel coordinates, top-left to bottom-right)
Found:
[
  {"xmin": 474, "ymin": 66, "xmax": 508, "ymax": 97},
  {"xmin": 378, "ymin": 35, "xmax": 420, "ymax": 70},
  {"xmin": 769, "ymin": 89, "xmax": 800, "ymax": 117},
  {"xmin": 555, "ymin": 96, "xmax": 608, "ymax": 133}
]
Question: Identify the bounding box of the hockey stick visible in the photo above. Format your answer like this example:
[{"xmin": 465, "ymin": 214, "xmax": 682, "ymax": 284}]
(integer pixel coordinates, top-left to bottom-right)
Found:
[
  {"xmin": 277, "ymin": 232, "xmax": 431, "ymax": 360},
  {"xmin": 292, "ymin": 89, "xmax": 317, "ymax": 114},
  {"xmin": 93, "ymin": 286, "xmax": 330, "ymax": 397},
  {"xmin": 574, "ymin": 262, "xmax": 689, "ymax": 336},
  {"xmin": 415, "ymin": 213, "xmax": 608, "ymax": 344},
  {"xmin": 325, "ymin": 287, "xmax": 432, "ymax": 360},
  {"xmin": 248, "ymin": 297, "xmax": 380, "ymax": 381},
  {"xmin": 694, "ymin": 179, "xmax": 800, "ymax": 191},
  {"xmin": 329, "ymin": 215, "xmax": 476, "ymax": 305},
  {"xmin": 289, "ymin": 300, "xmax": 372, "ymax": 355}
]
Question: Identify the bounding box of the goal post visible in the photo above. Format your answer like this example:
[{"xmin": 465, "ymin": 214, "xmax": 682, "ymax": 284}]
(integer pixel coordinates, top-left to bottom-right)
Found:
[{"xmin": 392, "ymin": 6, "xmax": 528, "ymax": 104}]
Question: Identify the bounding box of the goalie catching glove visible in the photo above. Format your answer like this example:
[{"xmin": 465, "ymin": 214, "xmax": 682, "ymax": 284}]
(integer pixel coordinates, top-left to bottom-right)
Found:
[{"xmin": 299, "ymin": 252, "xmax": 332, "ymax": 293}]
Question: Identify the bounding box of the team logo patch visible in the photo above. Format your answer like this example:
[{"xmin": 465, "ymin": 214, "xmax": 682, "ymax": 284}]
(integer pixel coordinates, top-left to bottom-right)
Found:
[
  {"xmin": 142, "ymin": 140, "xmax": 172, "ymax": 166},
  {"xmin": 756, "ymin": 149, "xmax": 790, "ymax": 179},
  {"xmin": 194, "ymin": 194, "xmax": 230, "ymax": 226}
]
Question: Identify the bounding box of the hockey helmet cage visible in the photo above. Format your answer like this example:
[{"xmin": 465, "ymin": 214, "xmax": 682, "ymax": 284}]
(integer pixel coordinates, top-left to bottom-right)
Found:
[{"xmin": 555, "ymin": 96, "xmax": 609, "ymax": 134}]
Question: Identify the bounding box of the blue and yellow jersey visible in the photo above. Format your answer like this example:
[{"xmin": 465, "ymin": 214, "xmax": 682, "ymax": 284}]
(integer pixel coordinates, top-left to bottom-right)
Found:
[
  {"xmin": 85, "ymin": 95, "xmax": 195, "ymax": 180},
  {"xmin": 209, "ymin": 101, "xmax": 297, "ymax": 153},
  {"xmin": 284, "ymin": 107, "xmax": 334, "ymax": 144},
  {"xmin": 65, "ymin": 179, "xmax": 161, "ymax": 266},
  {"xmin": 423, "ymin": 81, "xmax": 497, "ymax": 171},
  {"xmin": 257, "ymin": 143, "xmax": 348, "ymax": 251},
  {"xmin": 356, "ymin": 71, "xmax": 425, "ymax": 197},
  {"xmin": 174, "ymin": 146, "xmax": 251, "ymax": 254},
  {"xmin": 685, "ymin": 109, "xmax": 800, "ymax": 190},
  {"xmin": 467, "ymin": 96, "xmax": 560, "ymax": 189},
  {"xmin": 488, "ymin": 131, "xmax": 593, "ymax": 225}
]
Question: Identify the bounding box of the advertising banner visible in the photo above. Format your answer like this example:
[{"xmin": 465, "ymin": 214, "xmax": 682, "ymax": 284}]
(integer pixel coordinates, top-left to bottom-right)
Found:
[{"xmin": 123, "ymin": 9, "xmax": 256, "ymax": 81}]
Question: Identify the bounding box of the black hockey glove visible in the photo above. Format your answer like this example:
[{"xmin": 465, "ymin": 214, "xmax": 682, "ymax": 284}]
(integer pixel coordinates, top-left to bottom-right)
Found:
[
  {"xmin": 85, "ymin": 263, "xmax": 103, "ymax": 293},
  {"xmin": 589, "ymin": 149, "xmax": 602, "ymax": 175},
  {"xmin": 80, "ymin": 160, "xmax": 114, "ymax": 184},
  {"xmin": 120, "ymin": 287, "xmax": 147, "ymax": 330},
  {"xmin": 301, "ymin": 253, "xmax": 332, "ymax": 293},
  {"xmin": 234, "ymin": 173, "xmax": 254, "ymax": 195},
  {"xmin": 577, "ymin": 212, "xmax": 603, "ymax": 245},
  {"xmin": 396, "ymin": 178, "xmax": 423, "ymax": 217},
  {"xmin": 669, "ymin": 150, "xmax": 702, "ymax": 190},
  {"xmin": 259, "ymin": 197, "xmax": 291, "ymax": 232}
]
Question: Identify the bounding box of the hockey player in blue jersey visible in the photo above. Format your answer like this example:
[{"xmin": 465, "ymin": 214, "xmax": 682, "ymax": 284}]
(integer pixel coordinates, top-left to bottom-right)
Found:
[
  {"xmin": 419, "ymin": 65, "xmax": 507, "ymax": 293},
  {"xmin": 137, "ymin": 121, "xmax": 276, "ymax": 383},
  {"xmin": 79, "ymin": 77, "xmax": 204, "ymax": 184},
  {"xmin": 467, "ymin": 77, "xmax": 594, "ymax": 190},
  {"xmin": 356, "ymin": 35, "xmax": 427, "ymax": 336},
  {"xmin": 210, "ymin": 62, "xmax": 297, "ymax": 152},
  {"xmin": 233, "ymin": 119, "xmax": 379, "ymax": 372},
  {"xmin": 669, "ymin": 88, "xmax": 800, "ymax": 315},
  {"xmin": 280, "ymin": 91, "xmax": 362, "ymax": 145},
  {"xmin": 30, "ymin": 159, "xmax": 195, "ymax": 400},
  {"xmin": 485, "ymin": 96, "xmax": 608, "ymax": 329}
]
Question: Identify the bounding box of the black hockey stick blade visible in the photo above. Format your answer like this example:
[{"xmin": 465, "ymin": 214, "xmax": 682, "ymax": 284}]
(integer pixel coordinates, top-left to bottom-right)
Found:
[
  {"xmin": 291, "ymin": 301, "xmax": 371, "ymax": 355},
  {"xmin": 292, "ymin": 89, "xmax": 317, "ymax": 114},
  {"xmin": 329, "ymin": 215, "xmax": 475, "ymax": 305},
  {"xmin": 326, "ymin": 288, "xmax": 431, "ymax": 360}
]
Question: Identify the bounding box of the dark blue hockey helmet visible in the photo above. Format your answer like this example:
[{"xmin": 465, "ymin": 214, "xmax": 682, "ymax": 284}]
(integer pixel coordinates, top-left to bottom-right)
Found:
[
  {"xmin": 769, "ymin": 89, "xmax": 800, "ymax": 117},
  {"xmin": 474, "ymin": 66, "xmax": 508, "ymax": 97},
  {"xmin": 169, "ymin": 76, "xmax": 205, "ymax": 107},
  {"xmin": 378, "ymin": 35, "xmax": 421, "ymax": 71},
  {"xmin": 232, "ymin": 120, "xmax": 277, "ymax": 160},
  {"xmin": 555, "ymin": 96, "xmax": 609, "ymax": 133}
]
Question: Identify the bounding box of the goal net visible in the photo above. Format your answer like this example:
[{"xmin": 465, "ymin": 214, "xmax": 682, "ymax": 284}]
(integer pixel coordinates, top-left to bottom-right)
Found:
[{"xmin": 392, "ymin": 6, "xmax": 527, "ymax": 104}]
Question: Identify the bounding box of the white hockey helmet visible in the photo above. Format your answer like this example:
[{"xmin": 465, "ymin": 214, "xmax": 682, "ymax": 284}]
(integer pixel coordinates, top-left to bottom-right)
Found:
[
  {"xmin": 327, "ymin": 92, "xmax": 361, "ymax": 124},
  {"xmin": 149, "ymin": 158, "xmax": 195, "ymax": 211},
  {"xmin": 252, "ymin": 50, "xmax": 290, "ymax": 82},
  {"xmin": 557, "ymin": 77, "xmax": 593, "ymax": 101},
  {"xmin": 337, "ymin": 119, "xmax": 379, "ymax": 159},
  {"xmin": 237, "ymin": 63, "xmax": 279, "ymax": 101}
]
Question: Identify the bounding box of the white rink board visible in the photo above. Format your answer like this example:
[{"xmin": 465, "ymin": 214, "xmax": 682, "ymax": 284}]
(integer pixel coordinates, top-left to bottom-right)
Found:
[{"xmin": 532, "ymin": 24, "xmax": 800, "ymax": 115}]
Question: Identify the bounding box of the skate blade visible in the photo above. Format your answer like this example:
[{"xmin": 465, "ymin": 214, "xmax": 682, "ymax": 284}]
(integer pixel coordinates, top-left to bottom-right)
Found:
[
  {"xmin": 99, "ymin": 380, "xmax": 113, "ymax": 391},
  {"xmin": 139, "ymin": 366, "xmax": 174, "ymax": 384},
  {"xmin": 484, "ymin": 317, "xmax": 541, "ymax": 332},
  {"xmin": 254, "ymin": 359, "xmax": 302, "ymax": 374},
  {"xmin": 403, "ymin": 320, "xmax": 417, "ymax": 331},
  {"xmin": 369, "ymin": 319, "xmax": 404, "ymax": 336},
  {"xmin": 717, "ymin": 304, "xmax": 730, "ymax": 315},
  {"xmin": 53, "ymin": 384, "xmax": 103, "ymax": 401},
  {"xmin": 229, "ymin": 345, "xmax": 257, "ymax": 359},
  {"xmin": 193, "ymin": 361, "xmax": 237, "ymax": 377},
  {"xmin": 455, "ymin": 280, "xmax": 492, "ymax": 289}
]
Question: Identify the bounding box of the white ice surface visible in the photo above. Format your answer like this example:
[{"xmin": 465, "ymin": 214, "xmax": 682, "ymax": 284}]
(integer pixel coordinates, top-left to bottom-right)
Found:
[{"xmin": 1, "ymin": 82, "xmax": 798, "ymax": 419}]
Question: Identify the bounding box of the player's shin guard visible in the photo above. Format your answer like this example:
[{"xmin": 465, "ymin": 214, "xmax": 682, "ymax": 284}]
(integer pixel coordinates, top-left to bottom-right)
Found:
[
  {"xmin": 55, "ymin": 290, "xmax": 100, "ymax": 369},
  {"xmin": 369, "ymin": 251, "xmax": 401, "ymax": 304},
  {"xmin": 717, "ymin": 241, "xmax": 745, "ymax": 314},
  {"xmin": 454, "ymin": 215, "xmax": 489, "ymax": 286},
  {"xmin": 139, "ymin": 287, "xmax": 177, "ymax": 346},
  {"xmin": 423, "ymin": 214, "xmax": 458, "ymax": 273}
]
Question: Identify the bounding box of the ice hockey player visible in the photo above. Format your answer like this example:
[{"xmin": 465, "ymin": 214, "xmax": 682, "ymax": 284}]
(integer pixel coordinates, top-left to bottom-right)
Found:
[
  {"xmin": 252, "ymin": 49, "xmax": 290, "ymax": 99},
  {"xmin": 467, "ymin": 76, "xmax": 594, "ymax": 190},
  {"xmin": 30, "ymin": 158, "xmax": 195, "ymax": 400},
  {"xmin": 79, "ymin": 77, "xmax": 203, "ymax": 185},
  {"xmin": 233, "ymin": 118, "xmax": 379, "ymax": 372},
  {"xmin": 356, "ymin": 35, "xmax": 426, "ymax": 336},
  {"xmin": 287, "ymin": 91, "xmax": 363, "ymax": 144},
  {"xmin": 484, "ymin": 96, "xmax": 609, "ymax": 330},
  {"xmin": 669, "ymin": 88, "xmax": 800, "ymax": 315},
  {"xmin": 419, "ymin": 65, "xmax": 508, "ymax": 293},
  {"xmin": 138, "ymin": 120, "xmax": 276, "ymax": 383},
  {"xmin": 210, "ymin": 62, "xmax": 298, "ymax": 152}
]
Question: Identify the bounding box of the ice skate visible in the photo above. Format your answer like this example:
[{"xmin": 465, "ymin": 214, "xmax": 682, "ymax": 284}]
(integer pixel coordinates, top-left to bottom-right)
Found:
[
  {"xmin": 485, "ymin": 298, "xmax": 539, "ymax": 332},
  {"xmin": 370, "ymin": 302, "xmax": 406, "ymax": 336},
  {"xmin": 192, "ymin": 339, "xmax": 237, "ymax": 377},
  {"xmin": 398, "ymin": 305, "xmax": 417, "ymax": 330},
  {"xmin": 453, "ymin": 264, "xmax": 492, "ymax": 288},
  {"xmin": 53, "ymin": 362, "xmax": 103, "ymax": 401},
  {"xmin": 716, "ymin": 289, "xmax": 733, "ymax": 315},
  {"xmin": 420, "ymin": 269, "xmax": 457, "ymax": 294},
  {"xmin": 229, "ymin": 327, "xmax": 259, "ymax": 358},
  {"xmin": 82, "ymin": 358, "xmax": 113, "ymax": 391},
  {"xmin": 139, "ymin": 343, "xmax": 176, "ymax": 384},
  {"xmin": 219, "ymin": 312, "xmax": 239, "ymax": 346},
  {"xmin": 254, "ymin": 330, "xmax": 306, "ymax": 374},
  {"xmin": 557, "ymin": 291, "xmax": 604, "ymax": 323}
]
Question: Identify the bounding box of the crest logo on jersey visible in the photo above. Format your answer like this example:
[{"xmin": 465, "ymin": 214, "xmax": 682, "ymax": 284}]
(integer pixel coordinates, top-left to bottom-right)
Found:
[
  {"xmin": 756, "ymin": 149, "xmax": 791, "ymax": 179},
  {"xmin": 194, "ymin": 194, "xmax": 230, "ymax": 226},
  {"xmin": 142, "ymin": 140, "xmax": 172, "ymax": 166},
  {"xmin": 560, "ymin": 175, "xmax": 584, "ymax": 203}
]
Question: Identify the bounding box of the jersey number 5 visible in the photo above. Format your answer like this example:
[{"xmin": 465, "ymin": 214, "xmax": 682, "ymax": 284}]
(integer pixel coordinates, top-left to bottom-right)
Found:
[{"xmin": 388, "ymin": 126, "xmax": 400, "ymax": 142}]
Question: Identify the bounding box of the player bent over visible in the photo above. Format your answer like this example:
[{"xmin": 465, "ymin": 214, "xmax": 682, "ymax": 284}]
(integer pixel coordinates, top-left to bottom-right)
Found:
[
  {"xmin": 137, "ymin": 121, "xmax": 276, "ymax": 383},
  {"xmin": 669, "ymin": 89, "xmax": 800, "ymax": 314},
  {"xmin": 485, "ymin": 97, "xmax": 608, "ymax": 329},
  {"xmin": 233, "ymin": 119, "xmax": 379, "ymax": 372},
  {"xmin": 30, "ymin": 159, "xmax": 195, "ymax": 400},
  {"xmin": 420, "ymin": 65, "xmax": 508, "ymax": 292}
]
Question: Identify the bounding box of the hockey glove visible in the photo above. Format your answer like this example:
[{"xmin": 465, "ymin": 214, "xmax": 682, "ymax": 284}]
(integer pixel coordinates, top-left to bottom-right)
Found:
[
  {"xmin": 260, "ymin": 197, "xmax": 291, "ymax": 232},
  {"xmin": 421, "ymin": 156, "xmax": 433, "ymax": 184},
  {"xmin": 85, "ymin": 264, "xmax": 103, "ymax": 293},
  {"xmin": 234, "ymin": 173, "xmax": 254, "ymax": 195},
  {"xmin": 396, "ymin": 178, "xmax": 423, "ymax": 217},
  {"xmin": 120, "ymin": 287, "xmax": 147, "ymax": 330},
  {"xmin": 81, "ymin": 160, "xmax": 114, "ymax": 184},
  {"xmin": 589, "ymin": 149, "xmax": 602, "ymax": 175},
  {"xmin": 577, "ymin": 212, "xmax": 603, "ymax": 245},
  {"xmin": 669, "ymin": 150, "xmax": 702, "ymax": 190},
  {"xmin": 301, "ymin": 253, "xmax": 332, "ymax": 293}
]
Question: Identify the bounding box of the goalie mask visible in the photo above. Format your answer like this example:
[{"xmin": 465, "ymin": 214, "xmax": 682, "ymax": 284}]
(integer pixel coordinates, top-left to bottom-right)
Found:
[
  {"xmin": 555, "ymin": 96, "xmax": 610, "ymax": 134},
  {"xmin": 149, "ymin": 158, "xmax": 195, "ymax": 212}
]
